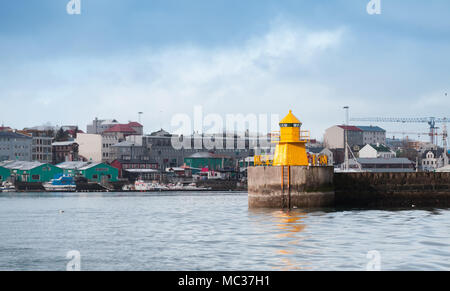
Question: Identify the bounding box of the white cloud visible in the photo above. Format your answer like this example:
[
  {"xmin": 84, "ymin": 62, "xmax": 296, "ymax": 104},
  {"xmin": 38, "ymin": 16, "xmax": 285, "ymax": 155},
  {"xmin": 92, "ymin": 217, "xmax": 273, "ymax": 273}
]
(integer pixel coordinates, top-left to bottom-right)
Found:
[{"xmin": 0, "ymin": 22, "xmax": 347, "ymax": 138}]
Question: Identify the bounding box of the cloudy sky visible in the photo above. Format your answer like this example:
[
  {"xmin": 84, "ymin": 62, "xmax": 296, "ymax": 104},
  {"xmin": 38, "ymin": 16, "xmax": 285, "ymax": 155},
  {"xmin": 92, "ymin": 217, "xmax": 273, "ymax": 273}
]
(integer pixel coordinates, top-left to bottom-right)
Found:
[{"xmin": 1, "ymin": 0, "xmax": 450, "ymax": 141}]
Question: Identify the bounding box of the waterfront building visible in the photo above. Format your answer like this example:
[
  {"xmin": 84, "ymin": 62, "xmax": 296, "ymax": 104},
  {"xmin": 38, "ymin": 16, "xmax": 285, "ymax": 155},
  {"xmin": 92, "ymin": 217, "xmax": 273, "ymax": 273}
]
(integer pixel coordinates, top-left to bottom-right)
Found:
[
  {"xmin": 77, "ymin": 162, "xmax": 119, "ymax": 183},
  {"xmin": 52, "ymin": 141, "xmax": 79, "ymax": 164},
  {"xmin": 110, "ymin": 158, "xmax": 159, "ymax": 178},
  {"xmin": 184, "ymin": 152, "xmax": 234, "ymax": 172},
  {"xmin": 56, "ymin": 161, "xmax": 90, "ymax": 177},
  {"xmin": 1, "ymin": 161, "xmax": 62, "ymax": 182},
  {"xmin": 359, "ymin": 144, "xmax": 396, "ymax": 159},
  {"xmin": 0, "ymin": 131, "xmax": 32, "ymax": 162},
  {"xmin": 57, "ymin": 161, "xmax": 119, "ymax": 182},
  {"xmin": 0, "ymin": 165, "xmax": 11, "ymax": 182},
  {"xmin": 142, "ymin": 129, "xmax": 254, "ymax": 171},
  {"xmin": 346, "ymin": 158, "xmax": 415, "ymax": 172}
]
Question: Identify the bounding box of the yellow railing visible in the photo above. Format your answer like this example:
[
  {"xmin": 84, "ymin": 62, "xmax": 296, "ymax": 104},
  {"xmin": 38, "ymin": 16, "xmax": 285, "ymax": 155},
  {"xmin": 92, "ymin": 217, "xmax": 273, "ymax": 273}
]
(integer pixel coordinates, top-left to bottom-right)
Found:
[
  {"xmin": 270, "ymin": 130, "xmax": 311, "ymax": 143},
  {"xmin": 254, "ymin": 155, "xmax": 273, "ymax": 166},
  {"xmin": 300, "ymin": 130, "xmax": 311, "ymax": 142}
]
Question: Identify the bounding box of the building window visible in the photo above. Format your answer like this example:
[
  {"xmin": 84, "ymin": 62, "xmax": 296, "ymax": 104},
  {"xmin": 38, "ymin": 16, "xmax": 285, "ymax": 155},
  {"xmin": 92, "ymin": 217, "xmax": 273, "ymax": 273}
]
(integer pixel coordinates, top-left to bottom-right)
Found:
[
  {"xmin": 32, "ymin": 175, "xmax": 40, "ymax": 180},
  {"xmin": 93, "ymin": 175, "xmax": 98, "ymax": 179}
]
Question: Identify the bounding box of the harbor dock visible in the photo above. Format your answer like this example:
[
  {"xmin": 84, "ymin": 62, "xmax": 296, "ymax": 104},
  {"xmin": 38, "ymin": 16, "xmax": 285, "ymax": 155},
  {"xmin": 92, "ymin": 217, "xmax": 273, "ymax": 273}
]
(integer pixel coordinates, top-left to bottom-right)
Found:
[{"xmin": 248, "ymin": 110, "xmax": 450, "ymax": 209}]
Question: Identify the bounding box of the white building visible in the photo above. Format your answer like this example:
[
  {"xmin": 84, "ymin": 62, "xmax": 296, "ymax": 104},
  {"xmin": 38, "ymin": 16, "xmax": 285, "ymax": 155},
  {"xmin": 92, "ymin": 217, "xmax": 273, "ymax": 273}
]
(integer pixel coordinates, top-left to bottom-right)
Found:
[
  {"xmin": 357, "ymin": 126, "xmax": 386, "ymax": 145},
  {"xmin": 359, "ymin": 144, "xmax": 396, "ymax": 159},
  {"xmin": 86, "ymin": 118, "xmax": 119, "ymax": 134},
  {"xmin": 421, "ymin": 150, "xmax": 448, "ymax": 172},
  {"xmin": 323, "ymin": 125, "xmax": 364, "ymax": 149},
  {"xmin": 75, "ymin": 133, "xmax": 102, "ymax": 162}
]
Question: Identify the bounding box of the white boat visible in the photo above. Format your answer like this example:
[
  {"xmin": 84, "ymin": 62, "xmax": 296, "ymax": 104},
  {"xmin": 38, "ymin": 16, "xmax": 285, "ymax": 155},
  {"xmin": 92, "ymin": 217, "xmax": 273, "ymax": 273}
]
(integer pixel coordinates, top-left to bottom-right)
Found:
[
  {"xmin": 0, "ymin": 181, "xmax": 15, "ymax": 192},
  {"xmin": 134, "ymin": 179, "xmax": 153, "ymax": 191},
  {"xmin": 43, "ymin": 175, "xmax": 76, "ymax": 192},
  {"xmin": 167, "ymin": 182, "xmax": 211, "ymax": 191}
]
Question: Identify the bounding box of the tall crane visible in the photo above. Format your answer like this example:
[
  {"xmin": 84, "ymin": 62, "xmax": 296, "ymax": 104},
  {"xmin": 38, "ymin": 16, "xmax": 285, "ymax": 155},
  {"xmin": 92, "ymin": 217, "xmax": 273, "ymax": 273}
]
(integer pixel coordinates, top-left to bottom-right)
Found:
[{"xmin": 350, "ymin": 117, "xmax": 450, "ymax": 145}]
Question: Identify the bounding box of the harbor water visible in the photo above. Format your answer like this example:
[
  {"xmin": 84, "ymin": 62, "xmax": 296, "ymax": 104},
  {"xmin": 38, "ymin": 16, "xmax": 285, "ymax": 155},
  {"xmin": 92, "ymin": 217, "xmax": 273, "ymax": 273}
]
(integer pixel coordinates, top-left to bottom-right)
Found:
[{"xmin": 0, "ymin": 192, "xmax": 449, "ymax": 271}]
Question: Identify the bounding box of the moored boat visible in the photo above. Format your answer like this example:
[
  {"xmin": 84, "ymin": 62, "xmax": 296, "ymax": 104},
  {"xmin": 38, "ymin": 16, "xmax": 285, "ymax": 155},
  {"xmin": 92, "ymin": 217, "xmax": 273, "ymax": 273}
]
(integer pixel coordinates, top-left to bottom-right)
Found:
[
  {"xmin": 43, "ymin": 175, "xmax": 76, "ymax": 192},
  {"xmin": 0, "ymin": 181, "xmax": 16, "ymax": 192}
]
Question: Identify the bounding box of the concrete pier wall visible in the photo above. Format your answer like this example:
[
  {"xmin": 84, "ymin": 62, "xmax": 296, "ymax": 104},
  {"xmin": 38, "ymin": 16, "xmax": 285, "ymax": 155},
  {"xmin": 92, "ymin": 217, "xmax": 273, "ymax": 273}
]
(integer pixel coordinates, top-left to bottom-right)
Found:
[
  {"xmin": 248, "ymin": 166, "xmax": 334, "ymax": 208},
  {"xmin": 249, "ymin": 168, "xmax": 450, "ymax": 208},
  {"xmin": 335, "ymin": 172, "xmax": 450, "ymax": 208}
]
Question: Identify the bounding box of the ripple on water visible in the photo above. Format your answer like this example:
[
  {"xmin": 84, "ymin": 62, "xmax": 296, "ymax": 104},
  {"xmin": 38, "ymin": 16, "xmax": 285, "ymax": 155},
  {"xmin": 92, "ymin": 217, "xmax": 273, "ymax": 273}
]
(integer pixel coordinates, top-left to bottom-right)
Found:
[{"xmin": 0, "ymin": 192, "xmax": 448, "ymax": 271}]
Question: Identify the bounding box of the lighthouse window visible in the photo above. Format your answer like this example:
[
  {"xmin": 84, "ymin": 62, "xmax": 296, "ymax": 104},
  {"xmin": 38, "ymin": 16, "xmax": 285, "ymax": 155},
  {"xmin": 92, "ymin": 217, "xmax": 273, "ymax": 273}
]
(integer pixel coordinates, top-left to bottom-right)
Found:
[{"xmin": 280, "ymin": 123, "xmax": 301, "ymax": 128}]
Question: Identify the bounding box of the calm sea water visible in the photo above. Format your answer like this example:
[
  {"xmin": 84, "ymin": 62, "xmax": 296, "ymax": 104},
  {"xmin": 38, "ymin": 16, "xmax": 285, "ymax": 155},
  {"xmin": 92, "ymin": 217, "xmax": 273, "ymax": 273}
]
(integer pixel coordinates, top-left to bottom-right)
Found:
[{"xmin": 0, "ymin": 192, "xmax": 448, "ymax": 271}]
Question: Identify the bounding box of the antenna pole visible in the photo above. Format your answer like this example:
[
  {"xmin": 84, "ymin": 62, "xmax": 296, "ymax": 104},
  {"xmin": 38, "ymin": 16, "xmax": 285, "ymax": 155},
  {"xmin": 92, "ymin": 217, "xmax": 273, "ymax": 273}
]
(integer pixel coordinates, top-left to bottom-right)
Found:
[{"xmin": 343, "ymin": 106, "xmax": 349, "ymax": 171}]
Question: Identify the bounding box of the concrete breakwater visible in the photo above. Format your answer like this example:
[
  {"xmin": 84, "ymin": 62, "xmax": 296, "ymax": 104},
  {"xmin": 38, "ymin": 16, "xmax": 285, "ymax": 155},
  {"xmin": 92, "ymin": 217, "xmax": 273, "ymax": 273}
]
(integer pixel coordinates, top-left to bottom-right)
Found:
[
  {"xmin": 335, "ymin": 172, "xmax": 450, "ymax": 208},
  {"xmin": 248, "ymin": 167, "xmax": 450, "ymax": 208},
  {"xmin": 248, "ymin": 166, "xmax": 335, "ymax": 208}
]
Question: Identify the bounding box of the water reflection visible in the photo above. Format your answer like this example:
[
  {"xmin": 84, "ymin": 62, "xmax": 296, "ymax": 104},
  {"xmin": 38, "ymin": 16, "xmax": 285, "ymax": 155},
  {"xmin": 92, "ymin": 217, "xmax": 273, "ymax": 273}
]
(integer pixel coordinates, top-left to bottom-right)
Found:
[{"xmin": 249, "ymin": 209, "xmax": 312, "ymax": 270}]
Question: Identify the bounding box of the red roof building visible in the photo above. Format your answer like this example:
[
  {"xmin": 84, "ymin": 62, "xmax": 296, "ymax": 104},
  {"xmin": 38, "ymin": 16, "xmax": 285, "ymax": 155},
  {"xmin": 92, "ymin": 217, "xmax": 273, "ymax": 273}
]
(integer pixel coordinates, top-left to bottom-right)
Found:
[
  {"xmin": 104, "ymin": 124, "xmax": 137, "ymax": 134},
  {"xmin": 0, "ymin": 126, "xmax": 12, "ymax": 132},
  {"xmin": 127, "ymin": 122, "xmax": 143, "ymax": 128},
  {"xmin": 338, "ymin": 125, "xmax": 363, "ymax": 132}
]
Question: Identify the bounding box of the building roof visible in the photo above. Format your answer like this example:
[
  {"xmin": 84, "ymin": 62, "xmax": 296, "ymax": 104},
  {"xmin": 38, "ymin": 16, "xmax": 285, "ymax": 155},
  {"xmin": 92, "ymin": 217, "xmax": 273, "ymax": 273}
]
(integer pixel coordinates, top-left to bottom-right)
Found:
[
  {"xmin": 0, "ymin": 131, "xmax": 32, "ymax": 139},
  {"xmin": 127, "ymin": 122, "xmax": 143, "ymax": 127},
  {"xmin": 149, "ymin": 129, "xmax": 171, "ymax": 137},
  {"xmin": 356, "ymin": 126, "xmax": 386, "ymax": 132},
  {"xmin": 0, "ymin": 161, "xmax": 46, "ymax": 170},
  {"xmin": 338, "ymin": 125, "xmax": 363, "ymax": 132},
  {"xmin": 279, "ymin": 110, "xmax": 301, "ymax": 124},
  {"xmin": 421, "ymin": 149, "xmax": 448, "ymax": 159},
  {"xmin": 367, "ymin": 144, "xmax": 391, "ymax": 153},
  {"xmin": 125, "ymin": 169, "xmax": 159, "ymax": 173},
  {"xmin": 66, "ymin": 129, "xmax": 84, "ymax": 135},
  {"xmin": 57, "ymin": 161, "xmax": 90, "ymax": 169},
  {"xmin": 103, "ymin": 124, "xmax": 137, "ymax": 134},
  {"xmin": 351, "ymin": 158, "xmax": 414, "ymax": 165},
  {"xmin": 307, "ymin": 147, "xmax": 325, "ymax": 154},
  {"xmin": 113, "ymin": 158, "xmax": 158, "ymax": 164},
  {"xmin": 78, "ymin": 162, "xmax": 105, "ymax": 170}
]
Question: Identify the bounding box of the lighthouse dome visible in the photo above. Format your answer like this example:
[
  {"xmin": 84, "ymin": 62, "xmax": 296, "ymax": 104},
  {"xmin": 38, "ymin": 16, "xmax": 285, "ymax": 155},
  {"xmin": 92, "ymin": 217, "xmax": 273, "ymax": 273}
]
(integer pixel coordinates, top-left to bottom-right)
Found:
[{"xmin": 279, "ymin": 110, "xmax": 302, "ymax": 127}]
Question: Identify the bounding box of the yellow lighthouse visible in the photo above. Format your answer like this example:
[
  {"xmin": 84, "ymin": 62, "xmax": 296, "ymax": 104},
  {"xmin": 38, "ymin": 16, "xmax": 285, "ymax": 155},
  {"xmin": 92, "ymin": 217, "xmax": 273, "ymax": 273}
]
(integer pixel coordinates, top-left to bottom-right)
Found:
[{"xmin": 273, "ymin": 110, "xmax": 310, "ymax": 166}]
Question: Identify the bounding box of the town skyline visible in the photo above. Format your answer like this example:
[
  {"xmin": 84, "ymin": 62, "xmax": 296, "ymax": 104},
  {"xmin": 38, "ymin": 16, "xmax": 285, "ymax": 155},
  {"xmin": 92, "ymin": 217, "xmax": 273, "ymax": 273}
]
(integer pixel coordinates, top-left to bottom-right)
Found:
[{"xmin": 1, "ymin": 0, "xmax": 450, "ymax": 139}]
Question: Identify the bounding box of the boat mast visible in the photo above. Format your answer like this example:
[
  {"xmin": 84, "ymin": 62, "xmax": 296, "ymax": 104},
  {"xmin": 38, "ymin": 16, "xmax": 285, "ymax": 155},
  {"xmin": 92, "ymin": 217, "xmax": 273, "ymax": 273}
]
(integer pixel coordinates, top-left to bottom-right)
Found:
[{"xmin": 343, "ymin": 106, "xmax": 349, "ymax": 171}]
